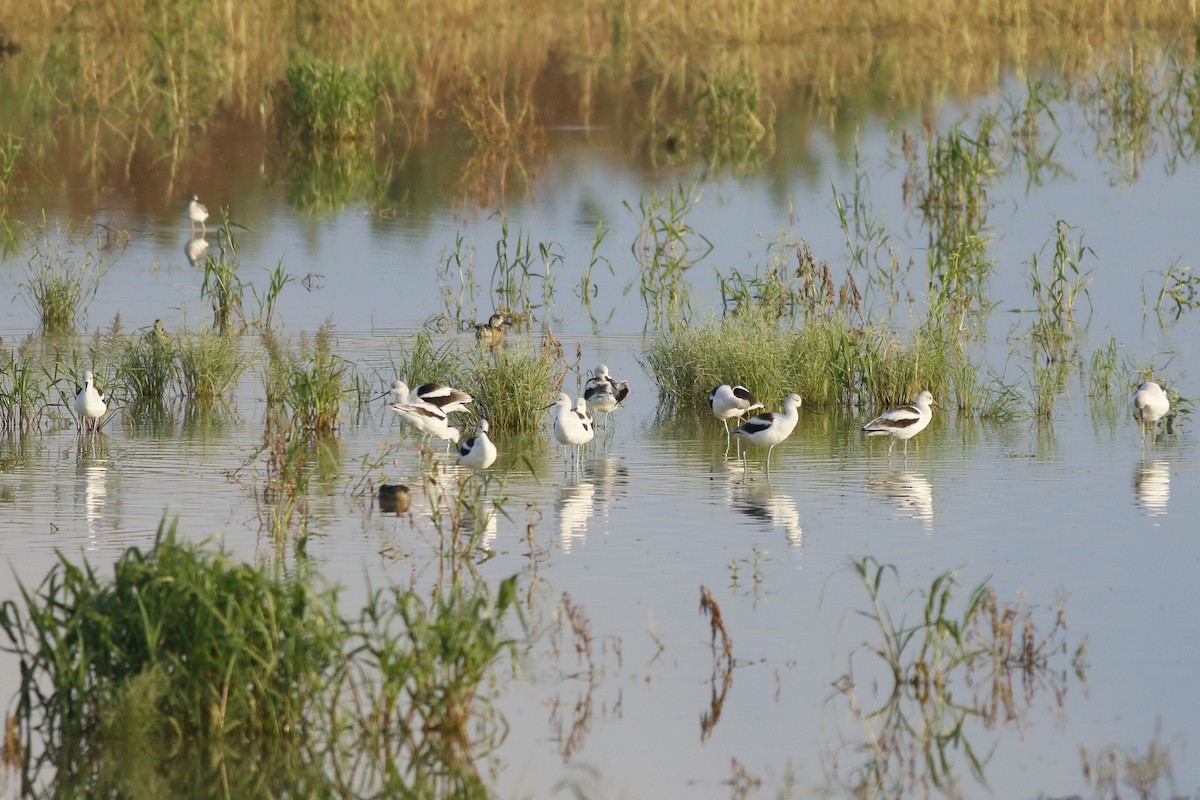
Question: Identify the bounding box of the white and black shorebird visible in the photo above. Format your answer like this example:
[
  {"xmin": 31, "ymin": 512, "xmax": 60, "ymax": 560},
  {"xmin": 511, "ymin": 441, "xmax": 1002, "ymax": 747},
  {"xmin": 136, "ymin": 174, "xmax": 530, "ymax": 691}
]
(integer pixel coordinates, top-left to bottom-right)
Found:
[
  {"xmin": 584, "ymin": 364, "xmax": 630, "ymax": 425},
  {"xmin": 862, "ymin": 391, "xmax": 935, "ymax": 455},
  {"xmin": 732, "ymin": 392, "xmax": 802, "ymax": 474},
  {"xmin": 710, "ymin": 384, "xmax": 764, "ymax": 439},
  {"xmin": 458, "ymin": 419, "xmax": 498, "ymax": 470},
  {"xmin": 551, "ymin": 392, "xmax": 594, "ymax": 465},
  {"xmin": 186, "ymin": 194, "xmax": 209, "ymax": 235},
  {"xmin": 383, "ymin": 379, "xmax": 473, "ymax": 415},
  {"xmin": 74, "ymin": 370, "xmax": 107, "ymax": 435},
  {"xmin": 1132, "ymin": 381, "xmax": 1170, "ymax": 434},
  {"xmin": 391, "ymin": 400, "xmax": 461, "ymax": 446}
]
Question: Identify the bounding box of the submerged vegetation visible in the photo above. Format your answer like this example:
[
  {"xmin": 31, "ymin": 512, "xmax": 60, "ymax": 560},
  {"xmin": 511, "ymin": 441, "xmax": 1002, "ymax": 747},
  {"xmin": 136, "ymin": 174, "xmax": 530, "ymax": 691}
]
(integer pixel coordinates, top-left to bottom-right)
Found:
[
  {"xmin": 0, "ymin": 520, "xmax": 521, "ymax": 795},
  {"xmin": 831, "ymin": 557, "xmax": 1086, "ymax": 798}
]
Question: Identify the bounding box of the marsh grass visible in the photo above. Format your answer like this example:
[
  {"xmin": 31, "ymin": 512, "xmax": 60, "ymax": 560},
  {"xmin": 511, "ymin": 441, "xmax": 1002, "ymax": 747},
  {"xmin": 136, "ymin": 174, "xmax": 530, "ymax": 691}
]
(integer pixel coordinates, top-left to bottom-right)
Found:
[
  {"xmin": 490, "ymin": 218, "xmax": 561, "ymax": 325},
  {"xmin": 344, "ymin": 575, "xmax": 519, "ymax": 756},
  {"xmin": 282, "ymin": 61, "xmax": 387, "ymax": 145},
  {"xmin": 176, "ymin": 330, "xmax": 252, "ymax": 399},
  {"xmin": 387, "ymin": 331, "xmax": 465, "ymax": 394},
  {"xmin": 118, "ymin": 326, "xmax": 176, "ymax": 400},
  {"xmin": 0, "ymin": 519, "xmax": 522, "ymax": 792},
  {"xmin": 460, "ymin": 342, "xmax": 560, "ymax": 435},
  {"xmin": 265, "ymin": 320, "xmax": 349, "ymax": 435},
  {"xmin": 0, "ymin": 132, "xmax": 19, "ymax": 213},
  {"xmin": 834, "ymin": 157, "xmax": 910, "ymax": 307},
  {"xmin": 927, "ymin": 233, "xmax": 995, "ymax": 332},
  {"xmin": 627, "ymin": 183, "xmax": 712, "ymax": 330},
  {"xmin": 21, "ymin": 226, "xmax": 105, "ymax": 335},
  {"xmin": 717, "ymin": 238, "xmax": 863, "ymax": 324},
  {"xmin": 0, "ymin": 337, "xmax": 51, "ymax": 433},
  {"xmin": 201, "ymin": 217, "xmax": 245, "ymax": 335},
  {"xmin": 0, "ymin": 519, "xmax": 343, "ymax": 743},
  {"xmin": 643, "ymin": 308, "xmax": 990, "ymax": 414},
  {"xmin": 1148, "ymin": 262, "xmax": 1200, "ymax": 321},
  {"xmin": 1027, "ymin": 219, "xmax": 1094, "ymax": 325}
]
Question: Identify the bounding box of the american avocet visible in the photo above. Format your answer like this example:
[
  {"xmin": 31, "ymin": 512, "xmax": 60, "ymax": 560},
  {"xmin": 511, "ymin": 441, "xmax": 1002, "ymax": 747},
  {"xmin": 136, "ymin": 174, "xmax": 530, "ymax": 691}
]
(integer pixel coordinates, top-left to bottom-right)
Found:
[
  {"xmin": 74, "ymin": 370, "xmax": 108, "ymax": 435},
  {"xmin": 474, "ymin": 313, "xmax": 513, "ymax": 346},
  {"xmin": 378, "ymin": 483, "xmax": 412, "ymax": 514},
  {"xmin": 584, "ymin": 364, "xmax": 630, "ymax": 424},
  {"xmin": 710, "ymin": 384, "xmax": 764, "ymax": 438},
  {"xmin": 732, "ymin": 392, "xmax": 802, "ymax": 474},
  {"xmin": 186, "ymin": 194, "xmax": 209, "ymax": 235},
  {"xmin": 862, "ymin": 391, "xmax": 935, "ymax": 455},
  {"xmin": 391, "ymin": 401, "xmax": 461, "ymax": 446},
  {"xmin": 1132, "ymin": 381, "xmax": 1170, "ymax": 433},
  {"xmin": 552, "ymin": 392, "xmax": 594, "ymax": 465},
  {"xmin": 458, "ymin": 419, "xmax": 498, "ymax": 470},
  {"xmin": 382, "ymin": 379, "xmax": 473, "ymax": 415}
]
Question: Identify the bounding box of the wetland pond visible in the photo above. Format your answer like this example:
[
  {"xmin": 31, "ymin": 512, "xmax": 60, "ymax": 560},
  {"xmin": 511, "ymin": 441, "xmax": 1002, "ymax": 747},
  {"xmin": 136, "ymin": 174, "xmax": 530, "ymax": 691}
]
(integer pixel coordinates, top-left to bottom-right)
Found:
[{"xmin": 1, "ymin": 29, "xmax": 1199, "ymax": 800}]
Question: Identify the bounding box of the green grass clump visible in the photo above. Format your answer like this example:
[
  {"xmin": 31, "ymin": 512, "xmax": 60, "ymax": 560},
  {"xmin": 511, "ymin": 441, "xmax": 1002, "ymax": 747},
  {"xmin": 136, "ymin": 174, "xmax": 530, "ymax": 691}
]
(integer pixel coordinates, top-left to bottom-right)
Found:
[
  {"xmin": 265, "ymin": 320, "xmax": 350, "ymax": 434},
  {"xmin": 0, "ymin": 337, "xmax": 51, "ymax": 433},
  {"xmin": 177, "ymin": 329, "xmax": 252, "ymax": 399},
  {"xmin": 0, "ymin": 519, "xmax": 343, "ymax": 743},
  {"xmin": 118, "ymin": 326, "xmax": 177, "ymax": 399},
  {"xmin": 283, "ymin": 60, "xmax": 386, "ymax": 144},
  {"xmin": 200, "ymin": 218, "xmax": 245, "ymax": 335},
  {"xmin": 22, "ymin": 257, "xmax": 99, "ymax": 335},
  {"xmin": 643, "ymin": 308, "xmax": 1001, "ymax": 415},
  {"xmin": 0, "ymin": 519, "xmax": 522, "ymax": 793},
  {"xmin": 460, "ymin": 342, "xmax": 560, "ymax": 435},
  {"xmin": 643, "ymin": 309, "xmax": 802, "ymax": 410},
  {"xmin": 387, "ymin": 331, "xmax": 465, "ymax": 391}
]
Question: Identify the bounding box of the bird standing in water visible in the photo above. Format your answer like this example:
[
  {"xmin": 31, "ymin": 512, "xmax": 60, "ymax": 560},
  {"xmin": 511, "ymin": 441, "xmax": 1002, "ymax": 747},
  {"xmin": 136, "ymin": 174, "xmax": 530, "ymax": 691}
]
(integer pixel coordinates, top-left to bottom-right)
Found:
[
  {"xmin": 74, "ymin": 370, "xmax": 108, "ymax": 436},
  {"xmin": 862, "ymin": 391, "xmax": 935, "ymax": 456},
  {"xmin": 186, "ymin": 194, "xmax": 209, "ymax": 235},
  {"xmin": 458, "ymin": 419, "xmax": 498, "ymax": 470},
  {"xmin": 1132, "ymin": 381, "xmax": 1170, "ymax": 436},
  {"xmin": 732, "ymin": 392, "xmax": 802, "ymax": 475}
]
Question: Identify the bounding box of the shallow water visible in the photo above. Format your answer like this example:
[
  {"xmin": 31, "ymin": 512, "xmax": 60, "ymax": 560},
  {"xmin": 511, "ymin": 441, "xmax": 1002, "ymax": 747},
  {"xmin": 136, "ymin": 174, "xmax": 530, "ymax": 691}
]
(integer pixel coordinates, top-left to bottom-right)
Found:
[{"xmin": 2, "ymin": 65, "xmax": 1199, "ymax": 798}]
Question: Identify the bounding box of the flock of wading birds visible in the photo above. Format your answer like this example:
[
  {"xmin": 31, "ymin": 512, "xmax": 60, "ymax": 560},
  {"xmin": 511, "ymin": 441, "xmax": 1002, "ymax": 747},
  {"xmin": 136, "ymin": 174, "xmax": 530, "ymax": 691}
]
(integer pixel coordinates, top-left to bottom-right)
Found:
[
  {"xmin": 354, "ymin": 368, "xmax": 1170, "ymax": 511},
  {"xmin": 69, "ymin": 197, "xmax": 1176, "ymax": 510}
]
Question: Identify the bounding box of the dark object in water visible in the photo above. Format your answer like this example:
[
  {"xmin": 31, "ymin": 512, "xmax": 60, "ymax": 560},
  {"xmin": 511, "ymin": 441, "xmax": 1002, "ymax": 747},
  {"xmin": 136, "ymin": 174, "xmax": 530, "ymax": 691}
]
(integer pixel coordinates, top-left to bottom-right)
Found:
[{"xmin": 378, "ymin": 484, "xmax": 411, "ymax": 514}]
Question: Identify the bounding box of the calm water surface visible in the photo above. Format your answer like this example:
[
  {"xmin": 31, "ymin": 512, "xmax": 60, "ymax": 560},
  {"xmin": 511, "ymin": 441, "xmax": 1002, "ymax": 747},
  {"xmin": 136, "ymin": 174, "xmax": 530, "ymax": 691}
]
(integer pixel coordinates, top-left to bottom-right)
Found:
[{"xmin": 1, "ymin": 74, "xmax": 1198, "ymax": 798}]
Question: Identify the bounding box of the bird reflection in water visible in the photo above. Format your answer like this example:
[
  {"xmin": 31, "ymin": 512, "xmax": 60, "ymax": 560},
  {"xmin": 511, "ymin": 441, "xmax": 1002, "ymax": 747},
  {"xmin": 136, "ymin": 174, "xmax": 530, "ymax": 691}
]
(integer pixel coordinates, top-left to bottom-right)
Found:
[
  {"xmin": 76, "ymin": 460, "xmax": 109, "ymax": 545},
  {"xmin": 184, "ymin": 235, "xmax": 210, "ymax": 267},
  {"xmin": 1133, "ymin": 459, "xmax": 1169, "ymax": 517},
  {"xmin": 729, "ymin": 478, "xmax": 803, "ymax": 548},
  {"xmin": 868, "ymin": 471, "xmax": 933, "ymax": 532},
  {"xmin": 589, "ymin": 457, "xmax": 630, "ymax": 519},
  {"xmin": 556, "ymin": 478, "xmax": 595, "ymax": 553}
]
